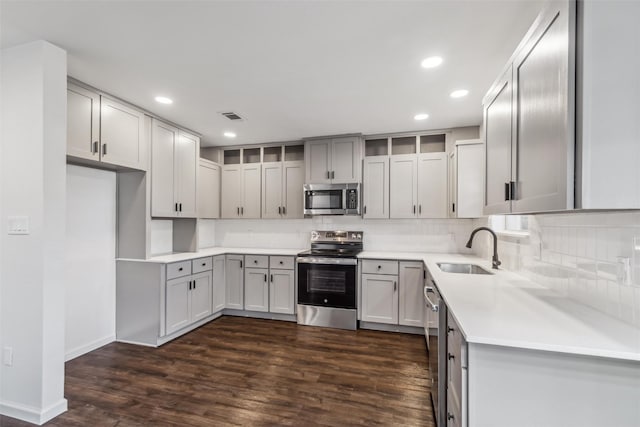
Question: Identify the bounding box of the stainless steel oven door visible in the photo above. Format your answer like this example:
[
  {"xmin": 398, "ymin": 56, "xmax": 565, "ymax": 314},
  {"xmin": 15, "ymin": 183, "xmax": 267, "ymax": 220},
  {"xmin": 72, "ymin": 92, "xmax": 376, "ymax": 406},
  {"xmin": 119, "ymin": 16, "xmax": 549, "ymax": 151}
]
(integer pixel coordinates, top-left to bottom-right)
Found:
[{"xmin": 296, "ymin": 257, "xmax": 357, "ymax": 309}]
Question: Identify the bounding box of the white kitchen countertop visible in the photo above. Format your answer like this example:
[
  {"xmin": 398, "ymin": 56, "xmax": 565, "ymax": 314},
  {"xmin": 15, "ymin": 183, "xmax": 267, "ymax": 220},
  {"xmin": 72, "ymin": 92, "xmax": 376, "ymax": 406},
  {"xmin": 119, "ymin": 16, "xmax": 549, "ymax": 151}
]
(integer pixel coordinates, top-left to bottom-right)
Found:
[
  {"xmin": 360, "ymin": 251, "xmax": 640, "ymax": 362},
  {"xmin": 118, "ymin": 247, "xmax": 306, "ymax": 263}
]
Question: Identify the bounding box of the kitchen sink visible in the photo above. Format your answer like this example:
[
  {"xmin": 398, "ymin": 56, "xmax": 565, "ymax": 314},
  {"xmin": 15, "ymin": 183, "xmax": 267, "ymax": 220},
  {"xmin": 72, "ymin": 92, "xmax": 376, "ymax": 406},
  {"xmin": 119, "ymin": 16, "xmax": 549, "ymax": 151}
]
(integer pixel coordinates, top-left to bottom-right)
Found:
[{"xmin": 436, "ymin": 262, "xmax": 493, "ymax": 275}]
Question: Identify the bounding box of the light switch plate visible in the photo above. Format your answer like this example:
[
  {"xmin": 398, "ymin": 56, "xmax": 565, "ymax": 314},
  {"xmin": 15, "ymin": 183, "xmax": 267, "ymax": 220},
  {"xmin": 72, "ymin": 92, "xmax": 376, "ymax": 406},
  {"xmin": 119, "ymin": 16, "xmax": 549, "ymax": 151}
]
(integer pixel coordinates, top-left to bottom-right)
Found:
[
  {"xmin": 7, "ymin": 216, "xmax": 29, "ymax": 235},
  {"xmin": 3, "ymin": 347, "xmax": 13, "ymax": 366}
]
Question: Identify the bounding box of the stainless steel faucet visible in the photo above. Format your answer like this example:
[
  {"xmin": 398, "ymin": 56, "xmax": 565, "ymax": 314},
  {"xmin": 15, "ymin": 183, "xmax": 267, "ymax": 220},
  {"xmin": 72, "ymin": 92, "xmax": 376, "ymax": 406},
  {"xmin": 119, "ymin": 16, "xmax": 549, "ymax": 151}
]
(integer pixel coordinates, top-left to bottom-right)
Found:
[{"xmin": 466, "ymin": 227, "xmax": 501, "ymax": 269}]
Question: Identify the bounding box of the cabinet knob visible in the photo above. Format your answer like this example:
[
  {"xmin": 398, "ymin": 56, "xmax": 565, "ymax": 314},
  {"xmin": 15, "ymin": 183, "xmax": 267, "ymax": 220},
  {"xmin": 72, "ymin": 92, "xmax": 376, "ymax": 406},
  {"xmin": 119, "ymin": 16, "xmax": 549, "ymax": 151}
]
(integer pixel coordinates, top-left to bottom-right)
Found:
[
  {"xmin": 254, "ymin": 260, "xmax": 258, "ymax": 264},
  {"xmin": 447, "ymin": 413, "xmax": 454, "ymax": 421},
  {"xmin": 279, "ymin": 261, "xmax": 283, "ymax": 265},
  {"xmin": 178, "ymin": 267, "xmax": 183, "ymax": 271},
  {"xmin": 202, "ymin": 263, "xmax": 206, "ymax": 266},
  {"xmin": 377, "ymin": 265, "xmax": 381, "ymax": 269}
]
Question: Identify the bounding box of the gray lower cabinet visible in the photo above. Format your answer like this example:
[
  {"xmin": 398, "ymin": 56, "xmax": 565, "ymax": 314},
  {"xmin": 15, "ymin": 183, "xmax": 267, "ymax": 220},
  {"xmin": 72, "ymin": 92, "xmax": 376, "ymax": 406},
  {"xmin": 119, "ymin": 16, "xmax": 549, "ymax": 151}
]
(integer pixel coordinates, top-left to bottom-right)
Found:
[
  {"xmin": 116, "ymin": 257, "xmax": 216, "ymax": 346},
  {"xmin": 360, "ymin": 259, "xmax": 424, "ymax": 328},
  {"xmin": 269, "ymin": 268, "xmax": 295, "ymax": 314},
  {"xmin": 166, "ymin": 270, "xmax": 212, "ymax": 335},
  {"xmin": 244, "ymin": 266, "xmax": 269, "ymax": 312},
  {"xmin": 212, "ymin": 255, "xmax": 226, "ymax": 312},
  {"xmin": 225, "ymin": 255, "xmax": 245, "ymax": 309},
  {"xmin": 446, "ymin": 311, "xmax": 467, "ymax": 427}
]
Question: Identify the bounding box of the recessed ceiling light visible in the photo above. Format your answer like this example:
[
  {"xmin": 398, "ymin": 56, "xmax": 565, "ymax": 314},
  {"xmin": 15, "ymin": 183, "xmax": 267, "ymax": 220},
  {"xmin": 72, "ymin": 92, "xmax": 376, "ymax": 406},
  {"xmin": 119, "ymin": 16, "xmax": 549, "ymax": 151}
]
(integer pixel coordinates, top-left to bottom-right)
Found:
[
  {"xmin": 421, "ymin": 56, "xmax": 443, "ymax": 69},
  {"xmin": 154, "ymin": 96, "xmax": 173, "ymax": 104},
  {"xmin": 223, "ymin": 132, "xmax": 237, "ymax": 138},
  {"xmin": 450, "ymin": 89, "xmax": 469, "ymax": 98},
  {"xmin": 414, "ymin": 113, "xmax": 429, "ymax": 121}
]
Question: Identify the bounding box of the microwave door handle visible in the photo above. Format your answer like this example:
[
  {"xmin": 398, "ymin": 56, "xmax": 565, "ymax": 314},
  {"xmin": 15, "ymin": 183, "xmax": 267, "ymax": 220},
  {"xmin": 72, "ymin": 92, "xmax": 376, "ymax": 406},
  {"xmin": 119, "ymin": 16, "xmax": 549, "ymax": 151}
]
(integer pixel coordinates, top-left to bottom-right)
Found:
[{"xmin": 342, "ymin": 189, "xmax": 347, "ymax": 212}]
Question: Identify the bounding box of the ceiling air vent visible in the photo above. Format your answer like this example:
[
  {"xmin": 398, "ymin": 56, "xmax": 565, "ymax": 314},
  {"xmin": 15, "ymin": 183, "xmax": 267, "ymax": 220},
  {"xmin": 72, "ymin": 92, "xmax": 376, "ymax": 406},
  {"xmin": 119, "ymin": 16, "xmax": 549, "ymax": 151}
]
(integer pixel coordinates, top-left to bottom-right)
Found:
[{"xmin": 221, "ymin": 111, "xmax": 243, "ymax": 121}]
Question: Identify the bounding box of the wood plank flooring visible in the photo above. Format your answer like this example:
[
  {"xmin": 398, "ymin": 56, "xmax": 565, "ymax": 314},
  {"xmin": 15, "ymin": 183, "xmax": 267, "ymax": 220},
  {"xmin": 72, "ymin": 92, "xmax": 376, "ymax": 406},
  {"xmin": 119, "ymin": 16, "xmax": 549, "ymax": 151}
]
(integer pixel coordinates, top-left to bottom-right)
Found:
[{"xmin": 1, "ymin": 317, "xmax": 434, "ymax": 426}]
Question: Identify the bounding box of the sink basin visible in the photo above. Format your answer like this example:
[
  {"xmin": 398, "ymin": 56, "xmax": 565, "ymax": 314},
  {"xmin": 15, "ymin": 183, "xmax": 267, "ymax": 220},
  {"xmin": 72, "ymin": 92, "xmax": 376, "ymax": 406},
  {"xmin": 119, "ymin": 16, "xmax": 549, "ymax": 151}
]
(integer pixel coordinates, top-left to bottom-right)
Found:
[{"xmin": 437, "ymin": 262, "xmax": 493, "ymax": 275}]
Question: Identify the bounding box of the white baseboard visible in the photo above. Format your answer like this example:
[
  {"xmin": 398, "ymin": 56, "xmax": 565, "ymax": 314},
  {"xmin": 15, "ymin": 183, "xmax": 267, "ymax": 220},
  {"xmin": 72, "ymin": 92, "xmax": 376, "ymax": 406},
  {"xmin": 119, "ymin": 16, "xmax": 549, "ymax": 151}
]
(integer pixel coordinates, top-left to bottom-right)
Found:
[
  {"xmin": 1, "ymin": 398, "xmax": 67, "ymax": 425},
  {"xmin": 65, "ymin": 334, "xmax": 115, "ymax": 361}
]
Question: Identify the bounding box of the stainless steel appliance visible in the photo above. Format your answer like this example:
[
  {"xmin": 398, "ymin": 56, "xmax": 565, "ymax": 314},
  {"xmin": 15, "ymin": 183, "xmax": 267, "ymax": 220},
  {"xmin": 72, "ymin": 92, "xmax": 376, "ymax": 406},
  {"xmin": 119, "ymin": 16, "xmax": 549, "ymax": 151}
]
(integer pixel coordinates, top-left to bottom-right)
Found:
[
  {"xmin": 296, "ymin": 230, "xmax": 363, "ymax": 330},
  {"xmin": 424, "ymin": 276, "xmax": 446, "ymax": 426},
  {"xmin": 303, "ymin": 183, "xmax": 360, "ymax": 216}
]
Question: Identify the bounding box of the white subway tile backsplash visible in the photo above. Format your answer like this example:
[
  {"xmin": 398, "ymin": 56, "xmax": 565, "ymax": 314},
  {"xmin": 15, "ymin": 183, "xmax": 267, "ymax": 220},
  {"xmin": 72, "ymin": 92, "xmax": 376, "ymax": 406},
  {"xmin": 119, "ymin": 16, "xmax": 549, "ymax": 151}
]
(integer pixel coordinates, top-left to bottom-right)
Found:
[
  {"xmin": 210, "ymin": 217, "xmax": 475, "ymax": 253},
  {"xmin": 474, "ymin": 211, "xmax": 640, "ymax": 328}
]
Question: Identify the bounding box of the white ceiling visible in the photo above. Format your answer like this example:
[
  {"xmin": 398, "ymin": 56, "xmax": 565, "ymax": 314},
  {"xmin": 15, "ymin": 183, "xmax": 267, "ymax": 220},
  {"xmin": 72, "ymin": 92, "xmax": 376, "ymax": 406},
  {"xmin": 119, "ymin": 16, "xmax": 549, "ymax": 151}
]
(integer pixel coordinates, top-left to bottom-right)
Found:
[{"xmin": 1, "ymin": 0, "xmax": 543, "ymax": 147}]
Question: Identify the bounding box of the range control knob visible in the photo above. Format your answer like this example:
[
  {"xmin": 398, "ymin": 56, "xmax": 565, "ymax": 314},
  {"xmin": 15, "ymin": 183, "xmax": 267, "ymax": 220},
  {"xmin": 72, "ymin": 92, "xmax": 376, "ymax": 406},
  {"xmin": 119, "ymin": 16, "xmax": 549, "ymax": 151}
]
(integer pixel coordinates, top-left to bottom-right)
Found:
[{"xmin": 324, "ymin": 299, "xmax": 328, "ymax": 303}]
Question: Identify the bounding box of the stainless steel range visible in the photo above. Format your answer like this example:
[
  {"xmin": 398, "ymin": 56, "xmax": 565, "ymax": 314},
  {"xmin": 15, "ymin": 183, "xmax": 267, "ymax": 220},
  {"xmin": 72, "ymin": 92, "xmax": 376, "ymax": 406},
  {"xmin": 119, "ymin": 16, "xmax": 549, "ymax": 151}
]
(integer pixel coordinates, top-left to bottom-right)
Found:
[{"xmin": 296, "ymin": 230, "xmax": 363, "ymax": 330}]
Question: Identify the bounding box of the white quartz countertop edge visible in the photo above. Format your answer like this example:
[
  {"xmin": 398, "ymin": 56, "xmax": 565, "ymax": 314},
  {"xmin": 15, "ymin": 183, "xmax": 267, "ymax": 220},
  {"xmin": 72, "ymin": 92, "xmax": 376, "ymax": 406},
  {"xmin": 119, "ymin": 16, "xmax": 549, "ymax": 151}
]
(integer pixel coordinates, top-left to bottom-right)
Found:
[
  {"xmin": 118, "ymin": 247, "xmax": 307, "ymax": 263},
  {"xmin": 360, "ymin": 251, "xmax": 640, "ymax": 362}
]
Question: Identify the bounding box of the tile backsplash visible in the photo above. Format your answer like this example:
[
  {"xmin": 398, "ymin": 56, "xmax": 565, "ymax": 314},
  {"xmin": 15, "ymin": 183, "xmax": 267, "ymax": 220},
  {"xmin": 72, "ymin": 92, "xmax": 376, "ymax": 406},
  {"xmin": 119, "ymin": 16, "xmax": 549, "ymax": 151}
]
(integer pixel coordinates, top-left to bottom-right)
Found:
[
  {"xmin": 205, "ymin": 217, "xmax": 476, "ymax": 254},
  {"xmin": 473, "ymin": 212, "xmax": 640, "ymax": 327}
]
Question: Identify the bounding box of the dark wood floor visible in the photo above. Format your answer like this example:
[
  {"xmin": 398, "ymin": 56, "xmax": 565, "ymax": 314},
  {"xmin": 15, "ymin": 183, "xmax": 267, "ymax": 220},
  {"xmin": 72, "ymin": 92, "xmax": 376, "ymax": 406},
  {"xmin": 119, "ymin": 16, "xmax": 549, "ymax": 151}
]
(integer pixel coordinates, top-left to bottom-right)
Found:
[{"xmin": 1, "ymin": 317, "xmax": 433, "ymax": 426}]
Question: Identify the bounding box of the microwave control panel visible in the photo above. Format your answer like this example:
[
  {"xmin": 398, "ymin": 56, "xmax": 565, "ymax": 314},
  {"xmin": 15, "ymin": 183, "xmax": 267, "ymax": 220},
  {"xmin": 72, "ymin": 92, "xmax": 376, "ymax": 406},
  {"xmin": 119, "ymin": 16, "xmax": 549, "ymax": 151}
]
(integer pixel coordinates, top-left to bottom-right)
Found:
[{"xmin": 346, "ymin": 189, "xmax": 358, "ymax": 210}]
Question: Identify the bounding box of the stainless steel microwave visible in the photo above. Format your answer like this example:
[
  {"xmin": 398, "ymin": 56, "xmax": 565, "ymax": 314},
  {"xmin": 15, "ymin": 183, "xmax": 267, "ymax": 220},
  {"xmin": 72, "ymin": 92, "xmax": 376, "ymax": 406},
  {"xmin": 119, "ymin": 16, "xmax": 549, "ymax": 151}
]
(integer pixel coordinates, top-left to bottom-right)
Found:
[{"xmin": 303, "ymin": 183, "xmax": 360, "ymax": 216}]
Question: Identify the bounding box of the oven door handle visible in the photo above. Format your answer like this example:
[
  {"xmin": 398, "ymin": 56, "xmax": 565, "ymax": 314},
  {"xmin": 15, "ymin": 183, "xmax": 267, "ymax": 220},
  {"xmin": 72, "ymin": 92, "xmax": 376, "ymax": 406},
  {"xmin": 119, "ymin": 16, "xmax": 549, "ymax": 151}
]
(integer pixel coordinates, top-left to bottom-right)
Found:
[
  {"xmin": 424, "ymin": 286, "xmax": 439, "ymax": 312},
  {"xmin": 296, "ymin": 257, "xmax": 358, "ymax": 266}
]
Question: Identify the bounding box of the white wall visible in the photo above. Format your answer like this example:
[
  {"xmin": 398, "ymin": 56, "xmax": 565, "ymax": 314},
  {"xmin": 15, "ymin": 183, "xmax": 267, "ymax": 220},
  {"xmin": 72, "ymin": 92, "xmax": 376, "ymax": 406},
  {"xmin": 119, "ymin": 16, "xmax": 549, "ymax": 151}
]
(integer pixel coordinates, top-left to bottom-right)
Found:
[
  {"xmin": 473, "ymin": 212, "xmax": 640, "ymax": 328},
  {"xmin": 65, "ymin": 165, "xmax": 116, "ymax": 361},
  {"xmin": 208, "ymin": 217, "xmax": 476, "ymax": 253},
  {"xmin": 150, "ymin": 219, "xmax": 173, "ymax": 255},
  {"xmin": 0, "ymin": 41, "xmax": 67, "ymax": 424}
]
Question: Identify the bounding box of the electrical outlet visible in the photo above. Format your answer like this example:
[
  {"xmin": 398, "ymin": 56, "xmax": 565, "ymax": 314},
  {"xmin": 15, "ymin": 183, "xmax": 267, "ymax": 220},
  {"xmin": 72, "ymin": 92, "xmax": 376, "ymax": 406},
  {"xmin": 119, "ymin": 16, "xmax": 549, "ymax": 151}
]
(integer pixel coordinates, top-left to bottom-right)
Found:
[
  {"xmin": 3, "ymin": 347, "xmax": 13, "ymax": 366},
  {"xmin": 7, "ymin": 216, "xmax": 29, "ymax": 235}
]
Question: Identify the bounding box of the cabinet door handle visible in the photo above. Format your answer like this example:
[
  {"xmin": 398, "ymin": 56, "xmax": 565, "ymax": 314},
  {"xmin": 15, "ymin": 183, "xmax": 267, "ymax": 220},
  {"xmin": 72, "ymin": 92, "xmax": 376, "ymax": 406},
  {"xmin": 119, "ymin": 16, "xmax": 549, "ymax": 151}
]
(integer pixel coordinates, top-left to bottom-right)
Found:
[
  {"xmin": 282, "ymin": 206, "xmax": 286, "ymax": 215},
  {"xmin": 452, "ymin": 203, "xmax": 456, "ymax": 213},
  {"xmin": 102, "ymin": 143, "xmax": 107, "ymax": 156},
  {"xmin": 363, "ymin": 205, "xmax": 367, "ymax": 215},
  {"xmin": 93, "ymin": 141, "xmax": 99, "ymax": 154},
  {"xmin": 504, "ymin": 182, "xmax": 510, "ymax": 201},
  {"xmin": 448, "ymin": 353, "xmax": 455, "ymax": 361},
  {"xmin": 237, "ymin": 207, "xmax": 240, "ymax": 216},
  {"xmin": 393, "ymin": 281, "xmax": 397, "ymax": 292},
  {"xmin": 510, "ymin": 181, "xmax": 516, "ymax": 200},
  {"xmin": 278, "ymin": 206, "xmax": 281, "ymax": 215},
  {"xmin": 447, "ymin": 326, "xmax": 455, "ymax": 333},
  {"xmin": 447, "ymin": 413, "xmax": 454, "ymax": 421},
  {"xmin": 241, "ymin": 206, "xmax": 244, "ymax": 215},
  {"xmin": 188, "ymin": 280, "xmax": 192, "ymax": 290},
  {"xmin": 270, "ymin": 274, "xmax": 273, "ymax": 282},
  {"xmin": 326, "ymin": 171, "xmax": 330, "ymax": 179},
  {"xmin": 240, "ymin": 260, "xmax": 243, "ymax": 269},
  {"xmin": 418, "ymin": 205, "xmax": 422, "ymax": 214},
  {"xmin": 264, "ymin": 274, "xmax": 267, "ymax": 282},
  {"xmin": 331, "ymin": 171, "xmax": 335, "ymax": 179},
  {"xmin": 179, "ymin": 203, "xmax": 182, "ymax": 212},
  {"xmin": 413, "ymin": 205, "xmax": 416, "ymax": 214},
  {"xmin": 193, "ymin": 280, "xmax": 196, "ymax": 289},
  {"xmin": 175, "ymin": 203, "xmax": 179, "ymax": 212}
]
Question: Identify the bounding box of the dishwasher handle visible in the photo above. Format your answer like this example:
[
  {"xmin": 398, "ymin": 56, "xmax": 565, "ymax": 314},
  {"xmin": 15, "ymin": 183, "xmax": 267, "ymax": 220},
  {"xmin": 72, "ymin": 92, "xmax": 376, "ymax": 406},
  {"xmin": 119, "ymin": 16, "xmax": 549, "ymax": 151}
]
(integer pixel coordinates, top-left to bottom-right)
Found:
[{"xmin": 424, "ymin": 286, "xmax": 439, "ymax": 312}]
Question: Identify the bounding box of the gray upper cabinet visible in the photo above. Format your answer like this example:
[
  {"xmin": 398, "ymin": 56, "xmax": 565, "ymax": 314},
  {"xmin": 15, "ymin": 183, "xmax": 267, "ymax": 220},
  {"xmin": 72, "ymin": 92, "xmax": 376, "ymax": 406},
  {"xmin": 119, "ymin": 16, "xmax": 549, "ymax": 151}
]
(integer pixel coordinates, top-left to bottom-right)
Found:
[
  {"xmin": 67, "ymin": 84, "xmax": 100, "ymax": 162},
  {"xmin": 483, "ymin": 67, "xmax": 514, "ymax": 215},
  {"xmin": 304, "ymin": 136, "xmax": 361, "ymax": 184},
  {"xmin": 198, "ymin": 159, "xmax": 221, "ymax": 219},
  {"xmin": 483, "ymin": 0, "xmax": 575, "ymax": 214},
  {"xmin": 67, "ymin": 83, "xmax": 147, "ymax": 171},
  {"xmin": 511, "ymin": 0, "xmax": 575, "ymax": 213},
  {"xmin": 151, "ymin": 119, "xmax": 199, "ymax": 218},
  {"xmin": 363, "ymin": 156, "xmax": 389, "ymax": 219}
]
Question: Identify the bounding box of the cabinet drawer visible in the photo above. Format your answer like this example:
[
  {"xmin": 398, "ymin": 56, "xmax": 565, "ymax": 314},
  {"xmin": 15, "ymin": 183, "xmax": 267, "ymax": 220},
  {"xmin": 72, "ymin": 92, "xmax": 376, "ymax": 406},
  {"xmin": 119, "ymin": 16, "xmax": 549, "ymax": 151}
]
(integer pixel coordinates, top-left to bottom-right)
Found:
[
  {"xmin": 167, "ymin": 261, "xmax": 192, "ymax": 280},
  {"xmin": 245, "ymin": 255, "xmax": 268, "ymax": 269},
  {"xmin": 192, "ymin": 256, "xmax": 213, "ymax": 273},
  {"xmin": 270, "ymin": 256, "xmax": 294, "ymax": 270},
  {"xmin": 362, "ymin": 259, "xmax": 399, "ymax": 275}
]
